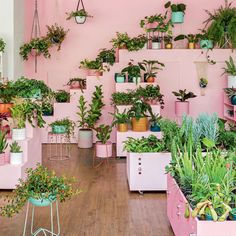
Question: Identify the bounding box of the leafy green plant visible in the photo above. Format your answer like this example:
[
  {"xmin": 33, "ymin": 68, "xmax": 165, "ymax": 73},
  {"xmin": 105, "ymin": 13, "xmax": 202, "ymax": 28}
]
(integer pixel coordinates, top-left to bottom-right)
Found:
[
  {"xmin": 204, "ymin": 0, "xmax": 236, "ymax": 48},
  {"xmin": 222, "ymin": 56, "xmax": 236, "ymax": 76},
  {"xmin": 127, "ymin": 35, "xmax": 148, "ymax": 51},
  {"xmin": 110, "ymin": 32, "xmax": 131, "ymax": 49},
  {"xmin": 165, "ymin": 1, "xmax": 186, "ymax": 13},
  {"xmin": 46, "ymin": 23, "xmax": 69, "ymax": 51},
  {"xmin": 55, "ymin": 90, "xmax": 70, "ymax": 103},
  {"xmin": 164, "ymin": 35, "xmax": 173, "ymax": 44},
  {"xmin": 0, "ymin": 131, "xmax": 8, "ymax": 154},
  {"xmin": 66, "ymin": 78, "xmax": 86, "ymax": 92},
  {"xmin": 127, "ymin": 99, "xmax": 150, "ymax": 120},
  {"xmin": 111, "ymin": 91, "xmax": 134, "ymax": 106},
  {"xmin": 0, "ymin": 38, "xmax": 6, "ymax": 52},
  {"xmin": 138, "ymin": 60, "xmax": 164, "ymax": 79},
  {"xmin": 77, "ymin": 85, "xmax": 104, "ymax": 129},
  {"xmin": 96, "ymin": 48, "xmax": 116, "ymax": 66},
  {"xmin": 79, "ymin": 59, "xmax": 106, "ymax": 72},
  {"xmin": 66, "ymin": 9, "xmax": 92, "ymax": 20},
  {"xmin": 124, "ymin": 135, "xmax": 165, "ymax": 153},
  {"xmin": 19, "ymin": 37, "xmax": 51, "ymax": 61},
  {"xmin": 0, "ymin": 164, "xmax": 80, "ymax": 217},
  {"xmin": 174, "ymin": 34, "xmax": 201, "ymax": 43},
  {"xmin": 94, "ymin": 124, "xmax": 112, "ymax": 144},
  {"xmin": 0, "ymin": 80, "xmax": 15, "ymax": 103},
  {"xmin": 121, "ymin": 60, "xmax": 141, "ymax": 79},
  {"xmin": 10, "ymin": 141, "xmax": 22, "ymax": 153},
  {"xmin": 199, "ymin": 78, "xmax": 208, "ymax": 88},
  {"xmin": 172, "ymin": 89, "xmax": 197, "ymax": 102},
  {"xmin": 111, "ymin": 110, "xmax": 130, "ymax": 125}
]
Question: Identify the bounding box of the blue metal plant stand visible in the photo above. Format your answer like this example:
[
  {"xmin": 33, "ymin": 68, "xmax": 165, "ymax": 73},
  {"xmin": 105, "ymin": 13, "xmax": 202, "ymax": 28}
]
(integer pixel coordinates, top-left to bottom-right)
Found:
[{"xmin": 22, "ymin": 200, "xmax": 60, "ymax": 236}]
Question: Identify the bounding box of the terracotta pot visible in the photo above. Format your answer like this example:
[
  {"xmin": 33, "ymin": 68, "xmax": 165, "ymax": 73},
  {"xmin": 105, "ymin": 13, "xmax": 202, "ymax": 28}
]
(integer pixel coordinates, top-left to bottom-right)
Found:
[
  {"xmin": 0, "ymin": 103, "xmax": 13, "ymax": 116},
  {"xmin": 78, "ymin": 129, "xmax": 93, "ymax": 148},
  {"xmin": 147, "ymin": 77, "xmax": 155, "ymax": 83},
  {"xmin": 118, "ymin": 123, "xmax": 128, "ymax": 132},
  {"xmin": 165, "ymin": 43, "xmax": 173, "ymax": 49},
  {"xmin": 0, "ymin": 153, "xmax": 6, "ymax": 166},
  {"xmin": 188, "ymin": 42, "xmax": 195, "ymax": 49},
  {"xmin": 95, "ymin": 141, "xmax": 112, "ymax": 158},
  {"xmin": 131, "ymin": 117, "xmax": 148, "ymax": 132},
  {"xmin": 175, "ymin": 101, "xmax": 189, "ymax": 117},
  {"xmin": 87, "ymin": 69, "xmax": 103, "ymax": 76}
]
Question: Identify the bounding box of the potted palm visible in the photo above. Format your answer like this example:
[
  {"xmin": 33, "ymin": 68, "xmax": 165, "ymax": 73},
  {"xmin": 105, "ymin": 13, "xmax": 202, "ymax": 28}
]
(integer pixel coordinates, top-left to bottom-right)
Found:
[
  {"xmin": 67, "ymin": 78, "xmax": 86, "ymax": 91},
  {"xmin": 77, "ymin": 85, "xmax": 104, "ymax": 148},
  {"xmin": 94, "ymin": 124, "xmax": 113, "ymax": 158},
  {"xmin": 112, "ymin": 110, "xmax": 130, "ymax": 132},
  {"xmin": 10, "ymin": 141, "xmax": 23, "ymax": 165},
  {"xmin": 0, "ymin": 131, "xmax": 8, "ymax": 165},
  {"xmin": 165, "ymin": 1, "xmax": 186, "ymax": 24},
  {"xmin": 138, "ymin": 60, "xmax": 165, "ymax": 83},
  {"xmin": 224, "ymin": 88, "xmax": 236, "ymax": 105},
  {"xmin": 121, "ymin": 60, "xmax": 141, "ymax": 84},
  {"xmin": 174, "ymin": 34, "xmax": 201, "ymax": 49},
  {"xmin": 172, "ymin": 89, "xmax": 197, "ymax": 117},
  {"xmin": 79, "ymin": 59, "xmax": 105, "ymax": 76},
  {"xmin": 55, "ymin": 90, "xmax": 70, "ymax": 103},
  {"xmin": 66, "ymin": 9, "xmax": 92, "ymax": 24},
  {"xmin": 222, "ymin": 56, "xmax": 236, "ymax": 88}
]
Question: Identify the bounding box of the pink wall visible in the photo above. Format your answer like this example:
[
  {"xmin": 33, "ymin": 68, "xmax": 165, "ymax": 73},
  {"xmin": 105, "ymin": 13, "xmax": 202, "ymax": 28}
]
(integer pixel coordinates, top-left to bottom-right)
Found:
[{"xmin": 23, "ymin": 0, "xmax": 236, "ymax": 119}]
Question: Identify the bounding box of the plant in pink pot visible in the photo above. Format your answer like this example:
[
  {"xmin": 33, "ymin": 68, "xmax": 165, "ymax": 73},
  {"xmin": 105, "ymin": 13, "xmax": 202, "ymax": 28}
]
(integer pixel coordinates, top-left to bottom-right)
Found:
[
  {"xmin": 172, "ymin": 89, "xmax": 197, "ymax": 117},
  {"xmin": 0, "ymin": 131, "xmax": 8, "ymax": 165}
]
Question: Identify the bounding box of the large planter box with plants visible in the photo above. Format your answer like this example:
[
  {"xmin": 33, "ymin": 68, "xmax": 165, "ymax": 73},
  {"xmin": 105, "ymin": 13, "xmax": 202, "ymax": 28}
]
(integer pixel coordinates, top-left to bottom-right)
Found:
[{"xmin": 124, "ymin": 135, "xmax": 171, "ymax": 192}]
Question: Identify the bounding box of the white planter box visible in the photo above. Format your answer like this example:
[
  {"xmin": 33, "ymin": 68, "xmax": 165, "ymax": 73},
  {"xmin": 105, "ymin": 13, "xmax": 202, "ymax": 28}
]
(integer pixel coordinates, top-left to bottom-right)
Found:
[
  {"xmin": 228, "ymin": 75, "xmax": 236, "ymax": 88},
  {"xmin": 10, "ymin": 152, "xmax": 23, "ymax": 165},
  {"xmin": 126, "ymin": 152, "xmax": 171, "ymax": 191}
]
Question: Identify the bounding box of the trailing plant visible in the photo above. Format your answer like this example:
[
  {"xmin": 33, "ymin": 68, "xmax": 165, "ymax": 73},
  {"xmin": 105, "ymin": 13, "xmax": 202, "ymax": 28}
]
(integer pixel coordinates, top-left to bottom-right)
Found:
[
  {"xmin": 0, "ymin": 38, "xmax": 6, "ymax": 52},
  {"xmin": 10, "ymin": 141, "xmax": 22, "ymax": 153},
  {"xmin": 164, "ymin": 1, "xmax": 186, "ymax": 13},
  {"xmin": 96, "ymin": 48, "xmax": 116, "ymax": 66},
  {"xmin": 79, "ymin": 59, "xmax": 106, "ymax": 72},
  {"xmin": 111, "ymin": 91, "xmax": 135, "ymax": 106},
  {"xmin": 0, "ymin": 164, "xmax": 80, "ymax": 217},
  {"xmin": 222, "ymin": 56, "xmax": 236, "ymax": 76},
  {"xmin": 138, "ymin": 60, "xmax": 165, "ymax": 79},
  {"xmin": 55, "ymin": 90, "xmax": 70, "ymax": 103},
  {"xmin": 66, "ymin": 9, "xmax": 92, "ymax": 20},
  {"xmin": 127, "ymin": 99, "xmax": 150, "ymax": 120},
  {"xmin": 172, "ymin": 89, "xmax": 197, "ymax": 102},
  {"xmin": 0, "ymin": 131, "xmax": 8, "ymax": 154},
  {"xmin": 66, "ymin": 78, "xmax": 86, "ymax": 92},
  {"xmin": 77, "ymin": 85, "xmax": 104, "ymax": 129},
  {"xmin": 94, "ymin": 124, "xmax": 112, "ymax": 144},
  {"xmin": 46, "ymin": 23, "xmax": 69, "ymax": 51},
  {"xmin": 174, "ymin": 34, "xmax": 201, "ymax": 43},
  {"xmin": 19, "ymin": 37, "xmax": 51, "ymax": 60},
  {"xmin": 110, "ymin": 32, "xmax": 131, "ymax": 49}
]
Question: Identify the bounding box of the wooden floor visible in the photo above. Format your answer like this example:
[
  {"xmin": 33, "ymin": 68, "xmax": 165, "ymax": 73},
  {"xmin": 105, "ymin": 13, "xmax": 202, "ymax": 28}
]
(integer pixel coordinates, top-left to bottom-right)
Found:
[{"xmin": 0, "ymin": 144, "xmax": 174, "ymax": 236}]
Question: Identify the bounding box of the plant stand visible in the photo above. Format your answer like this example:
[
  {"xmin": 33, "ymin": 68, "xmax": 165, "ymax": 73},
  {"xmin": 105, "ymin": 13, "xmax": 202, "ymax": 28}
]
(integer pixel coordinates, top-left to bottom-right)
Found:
[
  {"xmin": 47, "ymin": 132, "xmax": 71, "ymax": 161},
  {"xmin": 23, "ymin": 200, "xmax": 60, "ymax": 236},
  {"xmin": 93, "ymin": 142, "xmax": 112, "ymax": 168}
]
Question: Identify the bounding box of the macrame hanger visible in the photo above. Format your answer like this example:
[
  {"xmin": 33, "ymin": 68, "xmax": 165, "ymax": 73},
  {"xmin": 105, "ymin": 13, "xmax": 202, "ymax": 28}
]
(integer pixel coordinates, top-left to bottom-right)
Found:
[
  {"xmin": 76, "ymin": 0, "xmax": 85, "ymax": 11},
  {"xmin": 31, "ymin": 0, "xmax": 41, "ymax": 73}
]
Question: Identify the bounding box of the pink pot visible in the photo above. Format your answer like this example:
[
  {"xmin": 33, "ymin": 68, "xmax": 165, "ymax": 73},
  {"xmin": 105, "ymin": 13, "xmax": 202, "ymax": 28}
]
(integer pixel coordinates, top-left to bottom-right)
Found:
[
  {"xmin": 175, "ymin": 101, "xmax": 189, "ymax": 117},
  {"xmin": 70, "ymin": 81, "xmax": 81, "ymax": 89},
  {"xmin": 87, "ymin": 69, "xmax": 103, "ymax": 76},
  {"xmin": 0, "ymin": 153, "xmax": 6, "ymax": 166},
  {"xmin": 95, "ymin": 141, "xmax": 112, "ymax": 158}
]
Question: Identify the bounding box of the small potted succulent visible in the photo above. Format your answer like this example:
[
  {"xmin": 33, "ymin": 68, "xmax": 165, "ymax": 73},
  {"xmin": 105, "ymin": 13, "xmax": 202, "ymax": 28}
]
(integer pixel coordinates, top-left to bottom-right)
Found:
[
  {"xmin": 165, "ymin": 1, "xmax": 186, "ymax": 24},
  {"xmin": 0, "ymin": 164, "xmax": 80, "ymax": 217},
  {"xmin": 0, "ymin": 131, "xmax": 8, "ymax": 165},
  {"xmin": 114, "ymin": 72, "xmax": 126, "ymax": 83},
  {"xmin": 112, "ymin": 110, "xmax": 130, "ymax": 132},
  {"xmin": 55, "ymin": 90, "xmax": 70, "ymax": 103},
  {"xmin": 79, "ymin": 59, "xmax": 106, "ymax": 76},
  {"xmin": 0, "ymin": 38, "xmax": 6, "ymax": 52},
  {"xmin": 224, "ymin": 88, "xmax": 236, "ymax": 105},
  {"xmin": 151, "ymin": 36, "xmax": 162, "ymax": 49},
  {"xmin": 66, "ymin": 9, "xmax": 92, "ymax": 24},
  {"xmin": 10, "ymin": 141, "xmax": 23, "ymax": 165},
  {"xmin": 172, "ymin": 89, "xmax": 197, "ymax": 116},
  {"xmin": 67, "ymin": 78, "xmax": 86, "ymax": 91},
  {"xmin": 199, "ymin": 30, "xmax": 214, "ymax": 49},
  {"xmin": 46, "ymin": 23, "xmax": 69, "ymax": 51},
  {"xmin": 222, "ymin": 56, "xmax": 236, "ymax": 88},
  {"xmin": 121, "ymin": 60, "xmax": 141, "ymax": 84},
  {"xmin": 174, "ymin": 34, "xmax": 201, "ymax": 49},
  {"xmin": 110, "ymin": 32, "xmax": 130, "ymax": 50},
  {"xmin": 94, "ymin": 124, "xmax": 113, "ymax": 158},
  {"xmin": 138, "ymin": 60, "xmax": 165, "ymax": 83}
]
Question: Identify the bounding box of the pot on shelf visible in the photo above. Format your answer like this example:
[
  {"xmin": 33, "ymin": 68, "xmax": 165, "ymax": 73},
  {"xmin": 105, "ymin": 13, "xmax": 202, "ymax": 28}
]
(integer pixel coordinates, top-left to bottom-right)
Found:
[
  {"xmin": 0, "ymin": 153, "xmax": 6, "ymax": 165},
  {"xmin": 0, "ymin": 103, "xmax": 13, "ymax": 117},
  {"xmin": 165, "ymin": 43, "xmax": 173, "ymax": 49},
  {"xmin": 87, "ymin": 69, "xmax": 103, "ymax": 76},
  {"xmin": 228, "ymin": 76, "xmax": 236, "ymax": 88},
  {"xmin": 75, "ymin": 16, "xmax": 86, "ymax": 24},
  {"xmin": 78, "ymin": 129, "xmax": 93, "ymax": 148},
  {"xmin": 152, "ymin": 42, "xmax": 161, "ymax": 49},
  {"xmin": 12, "ymin": 128, "xmax": 26, "ymax": 141},
  {"xmin": 52, "ymin": 125, "xmax": 67, "ymax": 134},
  {"xmin": 29, "ymin": 195, "xmax": 56, "ymax": 207},
  {"xmin": 231, "ymin": 95, "xmax": 236, "ymax": 105},
  {"xmin": 70, "ymin": 81, "xmax": 81, "ymax": 89},
  {"xmin": 188, "ymin": 42, "xmax": 195, "ymax": 49},
  {"xmin": 175, "ymin": 101, "xmax": 190, "ymax": 117},
  {"xmin": 230, "ymin": 208, "xmax": 236, "ymax": 220},
  {"xmin": 131, "ymin": 117, "xmax": 148, "ymax": 132},
  {"xmin": 117, "ymin": 123, "xmax": 128, "ymax": 132},
  {"xmin": 95, "ymin": 141, "xmax": 112, "ymax": 158},
  {"xmin": 115, "ymin": 73, "xmax": 126, "ymax": 83},
  {"xmin": 150, "ymin": 123, "xmax": 161, "ymax": 132},
  {"xmin": 10, "ymin": 152, "xmax": 23, "ymax": 165},
  {"xmin": 147, "ymin": 76, "xmax": 155, "ymax": 83},
  {"xmin": 171, "ymin": 12, "xmax": 184, "ymax": 24},
  {"xmin": 200, "ymin": 40, "xmax": 213, "ymax": 49}
]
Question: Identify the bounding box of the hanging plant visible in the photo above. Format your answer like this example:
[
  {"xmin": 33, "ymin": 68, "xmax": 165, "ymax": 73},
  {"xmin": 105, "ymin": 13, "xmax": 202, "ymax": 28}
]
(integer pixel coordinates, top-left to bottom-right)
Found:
[
  {"xmin": 46, "ymin": 24, "xmax": 69, "ymax": 51},
  {"xmin": 0, "ymin": 38, "xmax": 6, "ymax": 53},
  {"xmin": 19, "ymin": 38, "xmax": 51, "ymax": 61},
  {"xmin": 66, "ymin": 9, "xmax": 92, "ymax": 24}
]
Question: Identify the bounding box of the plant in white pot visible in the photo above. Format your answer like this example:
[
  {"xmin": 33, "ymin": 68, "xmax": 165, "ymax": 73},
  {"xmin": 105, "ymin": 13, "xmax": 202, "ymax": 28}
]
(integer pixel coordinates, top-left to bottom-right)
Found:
[
  {"xmin": 121, "ymin": 60, "xmax": 141, "ymax": 84},
  {"xmin": 77, "ymin": 85, "xmax": 104, "ymax": 148},
  {"xmin": 222, "ymin": 56, "xmax": 236, "ymax": 88},
  {"xmin": 172, "ymin": 89, "xmax": 197, "ymax": 117},
  {"xmin": 66, "ymin": 9, "xmax": 93, "ymax": 24},
  {"xmin": 10, "ymin": 141, "xmax": 23, "ymax": 165},
  {"xmin": 0, "ymin": 131, "xmax": 8, "ymax": 165}
]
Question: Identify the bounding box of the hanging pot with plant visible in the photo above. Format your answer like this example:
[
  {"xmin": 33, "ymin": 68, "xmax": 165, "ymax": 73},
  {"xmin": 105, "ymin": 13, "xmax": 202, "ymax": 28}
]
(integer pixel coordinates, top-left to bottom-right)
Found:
[
  {"xmin": 165, "ymin": 1, "xmax": 186, "ymax": 24},
  {"xmin": 222, "ymin": 56, "xmax": 236, "ymax": 88}
]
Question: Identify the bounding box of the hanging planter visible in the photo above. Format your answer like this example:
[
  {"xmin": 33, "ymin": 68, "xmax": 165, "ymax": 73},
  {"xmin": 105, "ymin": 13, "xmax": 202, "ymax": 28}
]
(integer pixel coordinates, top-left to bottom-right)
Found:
[{"xmin": 66, "ymin": 0, "xmax": 92, "ymax": 25}]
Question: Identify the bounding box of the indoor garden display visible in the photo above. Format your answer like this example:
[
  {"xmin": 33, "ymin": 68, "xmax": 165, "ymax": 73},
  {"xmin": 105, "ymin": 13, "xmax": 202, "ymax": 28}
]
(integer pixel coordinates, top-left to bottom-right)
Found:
[
  {"xmin": 222, "ymin": 56, "xmax": 236, "ymax": 88},
  {"xmin": 165, "ymin": 1, "xmax": 186, "ymax": 24},
  {"xmin": 66, "ymin": 9, "xmax": 92, "ymax": 24}
]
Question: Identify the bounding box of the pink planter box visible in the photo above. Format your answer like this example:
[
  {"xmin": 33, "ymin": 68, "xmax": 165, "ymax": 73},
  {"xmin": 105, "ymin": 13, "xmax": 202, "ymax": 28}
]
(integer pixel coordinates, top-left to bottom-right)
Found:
[
  {"xmin": 95, "ymin": 141, "xmax": 112, "ymax": 158},
  {"xmin": 175, "ymin": 101, "xmax": 189, "ymax": 117},
  {"xmin": 167, "ymin": 174, "xmax": 236, "ymax": 236}
]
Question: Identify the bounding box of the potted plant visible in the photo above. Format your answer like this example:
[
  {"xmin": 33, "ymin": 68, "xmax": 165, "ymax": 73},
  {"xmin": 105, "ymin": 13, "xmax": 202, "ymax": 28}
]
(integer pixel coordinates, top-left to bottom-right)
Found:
[
  {"xmin": 66, "ymin": 9, "xmax": 92, "ymax": 24},
  {"xmin": 19, "ymin": 37, "xmax": 51, "ymax": 60},
  {"xmin": 77, "ymin": 85, "xmax": 104, "ymax": 148},
  {"xmin": 148, "ymin": 108, "xmax": 161, "ymax": 132},
  {"xmin": 199, "ymin": 77, "xmax": 208, "ymax": 88},
  {"xmin": 0, "ymin": 131, "xmax": 8, "ymax": 165},
  {"xmin": 46, "ymin": 23, "xmax": 69, "ymax": 51},
  {"xmin": 96, "ymin": 48, "xmax": 116, "ymax": 66},
  {"xmin": 127, "ymin": 34, "xmax": 148, "ymax": 51},
  {"xmin": 111, "ymin": 91, "xmax": 134, "ymax": 106},
  {"xmin": 114, "ymin": 72, "xmax": 126, "ymax": 83},
  {"xmin": 42, "ymin": 92, "xmax": 55, "ymax": 116},
  {"xmin": 121, "ymin": 60, "xmax": 141, "ymax": 84},
  {"xmin": 10, "ymin": 141, "xmax": 23, "ymax": 165},
  {"xmin": 111, "ymin": 110, "xmax": 130, "ymax": 132},
  {"xmin": 224, "ymin": 88, "xmax": 236, "ymax": 105},
  {"xmin": 222, "ymin": 56, "xmax": 236, "ymax": 88},
  {"xmin": 172, "ymin": 89, "xmax": 197, "ymax": 116},
  {"xmin": 0, "ymin": 38, "xmax": 6, "ymax": 52},
  {"xmin": 0, "ymin": 164, "xmax": 80, "ymax": 217},
  {"xmin": 94, "ymin": 124, "xmax": 113, "ymax": 158},
  {"xmin": 128, "ymin": 99, "xmax": 150, "ymax": 132},
  {"xmin": 110, "ymin": 32, "xmax": 131, "ymax": 50},
  {"xmin": 151, "ymin": 36, "xmax": 162, "ymax": 49},
  {"xmin": 165, "ymin": 1, "xmax": 186, "ymax": 24},
  {"xmin": 138, "ymin": 60, "xmax": 165, "ymax": 83},
  {"xmin": 55, "ymin": 90, "xmax": 70, "ymax": 103},
  {"xmin": 174, "ymin": 34, "xmax": 201, "ymax": 49},
  {"xmin": 164, "ymin": 35, "xmax": 173, "ymax": 49},
  {"xmin": 67, "ymin": 78, "xmax": 86, "ymax": 91},
  {"xmin": 204, "ymin": 1, "xmax": 236, "ymax": 49},
  {"xmin": 199, "ymin": 30, "xmax": 214, "ymax": 49},
  {"xmin": 79, "ymin": 59, "xmax": 105, "ymax": 76}
]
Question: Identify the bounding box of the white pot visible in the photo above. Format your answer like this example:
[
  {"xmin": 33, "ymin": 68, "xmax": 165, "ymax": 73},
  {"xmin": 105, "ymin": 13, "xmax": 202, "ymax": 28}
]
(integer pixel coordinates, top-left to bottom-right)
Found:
[
  {"xmin": 75, "ymin": 16, "xmax": 86, "ymax": 24},
  {"xmin": 10, "ymin": 152, "xmax": 23, "ymax": 165},
  {"xmin": 12, "ymin": 128, "xmax": 26, "ymax": 141},
  {"xmin": 152, "ymin": 42, "xmax": 161, "ymax": 49},
  {"xmin": 78, "ymin": 129, "xmax": 93, "ymax": 148},
  {"xmin": 132, "ymin": 77, "xmax": 141, "ymax": 84},
  {"xmin": 228, "ymin": 75, "xmax": 236, "ymax": 88}
]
